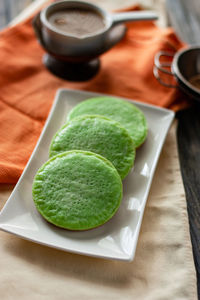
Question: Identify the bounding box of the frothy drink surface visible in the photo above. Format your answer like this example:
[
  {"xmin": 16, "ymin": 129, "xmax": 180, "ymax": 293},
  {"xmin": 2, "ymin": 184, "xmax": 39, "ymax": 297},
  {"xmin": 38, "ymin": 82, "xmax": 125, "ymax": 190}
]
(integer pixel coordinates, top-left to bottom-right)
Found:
[
  {"xmin": 188, "ymin": 74, "xmax": 200, "ymax": 90},
  {"xmin": 48, "ymin": 8, "xmax": 105, "ymax": 37}
]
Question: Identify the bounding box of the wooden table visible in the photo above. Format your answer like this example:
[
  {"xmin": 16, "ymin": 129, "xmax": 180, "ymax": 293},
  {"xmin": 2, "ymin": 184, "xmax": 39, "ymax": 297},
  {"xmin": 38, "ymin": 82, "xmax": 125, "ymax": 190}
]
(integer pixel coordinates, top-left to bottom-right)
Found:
[
  {"xmin": 177, "ymin": 105, "xmax": 200, "ymax": 299},
  {"xmin": 0, "ymin": 0, "xmax": 199, "ymax": 299},
  {"xmin": 162, "ymin": 1, "xmax": 200, "ymax": 297}
]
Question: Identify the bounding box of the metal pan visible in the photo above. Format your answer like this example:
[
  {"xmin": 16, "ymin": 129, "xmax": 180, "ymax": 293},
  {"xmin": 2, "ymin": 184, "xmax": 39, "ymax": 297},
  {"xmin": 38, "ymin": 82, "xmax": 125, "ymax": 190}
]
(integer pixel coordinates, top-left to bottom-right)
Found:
[{"xmin": 154, "ymin": 46, "xmax": 200, "ymax": 101}]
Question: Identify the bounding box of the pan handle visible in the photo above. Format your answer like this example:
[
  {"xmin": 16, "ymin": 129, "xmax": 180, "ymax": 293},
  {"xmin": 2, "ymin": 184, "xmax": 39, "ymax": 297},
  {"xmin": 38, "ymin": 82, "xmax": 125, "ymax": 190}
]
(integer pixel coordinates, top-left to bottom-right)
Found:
[
  {"xmin": 112, "ymin": 11, "xmax": 158, "ymax": 26},
  {"xmin": 153, "ymin": 51, "xmax": 178, "ymax": 88}
]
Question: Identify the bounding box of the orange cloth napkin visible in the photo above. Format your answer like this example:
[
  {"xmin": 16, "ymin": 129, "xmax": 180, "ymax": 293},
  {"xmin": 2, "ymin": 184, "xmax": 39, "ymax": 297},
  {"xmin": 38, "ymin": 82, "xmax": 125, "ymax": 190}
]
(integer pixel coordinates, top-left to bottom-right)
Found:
[{"xmin": 0, "ymin": 8, "xmax": 186, "ymax": 184}]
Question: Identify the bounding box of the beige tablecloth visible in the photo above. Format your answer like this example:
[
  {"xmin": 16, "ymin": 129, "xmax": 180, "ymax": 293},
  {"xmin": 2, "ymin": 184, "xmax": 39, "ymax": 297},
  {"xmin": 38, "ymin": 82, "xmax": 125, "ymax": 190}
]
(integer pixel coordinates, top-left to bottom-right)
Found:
[
  {"xmin": 0, "ymin": 121, "xmax": 197, "ymax": 299},
  {"xmin": 0, "ymin": 0, "xmax": 197, "ymax": 299}
]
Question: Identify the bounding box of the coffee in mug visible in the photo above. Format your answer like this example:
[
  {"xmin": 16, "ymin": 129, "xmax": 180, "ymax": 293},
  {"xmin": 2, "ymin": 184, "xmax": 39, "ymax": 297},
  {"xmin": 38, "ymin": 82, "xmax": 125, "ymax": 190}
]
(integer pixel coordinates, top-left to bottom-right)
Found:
[{"xmin": 48, "ymin": 7, "xmax": 106, "ymax": 38}]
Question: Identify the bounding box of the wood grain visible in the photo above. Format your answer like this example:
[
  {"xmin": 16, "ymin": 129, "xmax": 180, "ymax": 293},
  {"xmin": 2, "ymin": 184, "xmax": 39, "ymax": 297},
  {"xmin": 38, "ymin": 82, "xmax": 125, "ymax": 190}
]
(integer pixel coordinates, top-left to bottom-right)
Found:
[
  {"xmin": 177, "ymin": 105, "xmax": 200, "ymax": 298},
  {"xmin": 0, "ymin": 0, "xmax": 34, "ymax": 29},
  {"xmin": 0, "ymin": 1, "xmax": 198, "ymax": 298},
  {"xmin": 166, "ymin": 0, "xmax": 200, "ymax": 44}
]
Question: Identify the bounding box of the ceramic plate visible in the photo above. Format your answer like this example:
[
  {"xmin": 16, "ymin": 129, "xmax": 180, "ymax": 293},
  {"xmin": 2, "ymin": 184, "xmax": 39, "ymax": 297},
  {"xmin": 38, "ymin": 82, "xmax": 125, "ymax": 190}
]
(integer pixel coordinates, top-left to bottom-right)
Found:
[{"xmin": 0, "ymin": 89, "xmax": 174, "ymax": 261}]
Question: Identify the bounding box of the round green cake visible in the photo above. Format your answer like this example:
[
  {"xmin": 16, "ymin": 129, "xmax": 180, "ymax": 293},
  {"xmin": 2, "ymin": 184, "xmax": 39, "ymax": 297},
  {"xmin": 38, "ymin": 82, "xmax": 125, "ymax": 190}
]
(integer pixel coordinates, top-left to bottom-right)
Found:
[
  {"xmin": 32, "ymin": 150, "xmax": 122, "ymax": 231},
  {"xmin": 49, "ymin": 115, "xmax": 135, "ymax": 179},
  {"xmin": 67, "ymin": 96, "xmax": 148, "ymax": 148}
]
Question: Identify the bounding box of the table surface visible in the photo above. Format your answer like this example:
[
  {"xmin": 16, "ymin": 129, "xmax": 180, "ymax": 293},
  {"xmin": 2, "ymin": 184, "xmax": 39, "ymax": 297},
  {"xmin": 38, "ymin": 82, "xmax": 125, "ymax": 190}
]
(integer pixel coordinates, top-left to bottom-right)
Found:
[
  {"xmin": 0, "ymin": 0, "xmax": 199, "ymax": 299},
  {"xmin": 176, "ymin": 106, "xmax": 200, "ymax": 299}
]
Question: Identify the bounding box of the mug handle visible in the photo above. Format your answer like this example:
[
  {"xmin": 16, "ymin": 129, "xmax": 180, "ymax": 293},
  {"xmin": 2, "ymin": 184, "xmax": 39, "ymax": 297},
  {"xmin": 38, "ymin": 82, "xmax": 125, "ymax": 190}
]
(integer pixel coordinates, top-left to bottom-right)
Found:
[{"xmin": 153, "ymin": 51, "xmax": 177, "ymax": 88}]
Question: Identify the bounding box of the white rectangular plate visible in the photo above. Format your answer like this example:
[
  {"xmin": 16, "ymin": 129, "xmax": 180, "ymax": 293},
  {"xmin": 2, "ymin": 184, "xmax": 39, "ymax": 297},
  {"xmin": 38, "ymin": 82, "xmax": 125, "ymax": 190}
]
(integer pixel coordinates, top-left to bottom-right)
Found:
[{"xmin": 0, "ymin": 89, "xmax": 174, "ymax": 261}]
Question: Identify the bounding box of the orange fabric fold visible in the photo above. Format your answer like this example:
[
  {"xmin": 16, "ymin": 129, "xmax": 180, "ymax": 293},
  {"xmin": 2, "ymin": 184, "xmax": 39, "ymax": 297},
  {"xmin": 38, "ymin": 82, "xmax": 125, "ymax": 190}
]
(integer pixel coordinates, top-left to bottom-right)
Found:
[{"xmin": 0, "ymin": 7, "xmax": 186, "ymax": 183}]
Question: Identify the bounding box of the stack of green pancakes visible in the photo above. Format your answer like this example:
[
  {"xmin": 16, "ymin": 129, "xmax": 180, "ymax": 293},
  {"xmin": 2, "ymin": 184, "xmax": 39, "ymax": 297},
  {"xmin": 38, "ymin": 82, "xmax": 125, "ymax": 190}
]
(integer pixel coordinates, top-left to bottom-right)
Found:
[{"xmin": 32, "ymin": 96, "xmax": 148, "ymax": 231}]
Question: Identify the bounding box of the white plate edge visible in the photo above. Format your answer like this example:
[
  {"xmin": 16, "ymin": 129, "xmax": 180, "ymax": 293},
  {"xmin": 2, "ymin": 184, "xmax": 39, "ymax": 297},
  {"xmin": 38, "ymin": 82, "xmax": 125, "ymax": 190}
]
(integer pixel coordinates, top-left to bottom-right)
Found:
[
  {"xmin": 0, "ymin": 88, "xmax": 175, "ymax": 261},
  {"xmin": 128, "ymin": 111, "xmax": 175, "ymax": 261},
  {"xmin": 58, "ymin": 88, "xmax": 175, "ymax": 117},
  {"xmin": 0, "ymin": 89, "xmax": 61, "ymax": 218}
]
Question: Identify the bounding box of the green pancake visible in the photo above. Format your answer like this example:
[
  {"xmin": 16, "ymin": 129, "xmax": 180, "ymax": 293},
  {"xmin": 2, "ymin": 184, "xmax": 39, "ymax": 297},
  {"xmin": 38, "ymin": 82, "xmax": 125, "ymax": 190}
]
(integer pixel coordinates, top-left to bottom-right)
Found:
[
  {"xmin": 67, "ymin": 97, "xmax": 148, "ymax": 148},
  {"xmin": 49, "ymin": 115, "xmax": 135, "ymax": 179},
  {"xmin": 32, "ymin": 150, "xmax": 122, "ymax": 231}
]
